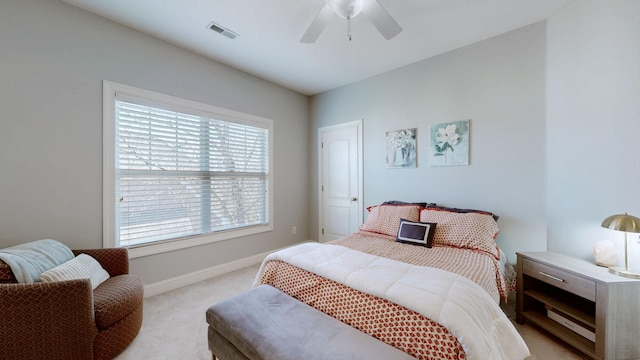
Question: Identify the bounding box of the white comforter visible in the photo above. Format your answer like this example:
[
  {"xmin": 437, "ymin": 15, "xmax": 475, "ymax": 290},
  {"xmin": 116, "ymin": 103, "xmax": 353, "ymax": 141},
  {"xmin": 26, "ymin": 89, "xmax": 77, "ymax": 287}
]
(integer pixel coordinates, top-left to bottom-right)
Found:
[{"xmin": 254, "ymin": 242, "xmax": 530, "ymax": 360}]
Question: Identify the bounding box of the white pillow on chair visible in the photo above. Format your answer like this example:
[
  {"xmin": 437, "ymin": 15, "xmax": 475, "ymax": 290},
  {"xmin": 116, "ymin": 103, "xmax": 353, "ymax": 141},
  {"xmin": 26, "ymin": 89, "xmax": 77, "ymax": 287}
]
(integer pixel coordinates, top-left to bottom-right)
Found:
[{"xmin": 39, "ymin": 253, "xmax": 110, "ymax": 290}]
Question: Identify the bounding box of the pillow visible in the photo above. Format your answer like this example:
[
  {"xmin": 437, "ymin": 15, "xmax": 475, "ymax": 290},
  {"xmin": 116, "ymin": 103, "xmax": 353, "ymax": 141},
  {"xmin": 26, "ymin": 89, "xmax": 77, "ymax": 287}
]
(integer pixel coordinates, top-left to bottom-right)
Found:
[
  {"xmin": 360, "ymin": 205, "xmax": 421, "ymax": 236},
  {"xmin": 426, "ymin": 204, "xmax": 499, "ymax": 221},
  {"xmin": 396, "ymin": 218, "xmax": 437, "ymax": 247},
  {"xmin": 420, "ymin": 209, "xmax": 499, "ymax": 258},
  {"xmin": 39, "ymin": 254, "xmax": 110, "ymax": 290},
  {"xmin": 381, "ymin": 200, "xmax": 436, "ymax": 208}
]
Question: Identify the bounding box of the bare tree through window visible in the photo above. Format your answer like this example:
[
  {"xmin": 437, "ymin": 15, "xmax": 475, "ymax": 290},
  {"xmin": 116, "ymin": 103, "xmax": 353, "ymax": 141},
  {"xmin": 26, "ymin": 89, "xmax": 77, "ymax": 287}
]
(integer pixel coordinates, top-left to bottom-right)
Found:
[{"xmin": 115, "ymin": 101, "xmax": 269, "ymax": 247}]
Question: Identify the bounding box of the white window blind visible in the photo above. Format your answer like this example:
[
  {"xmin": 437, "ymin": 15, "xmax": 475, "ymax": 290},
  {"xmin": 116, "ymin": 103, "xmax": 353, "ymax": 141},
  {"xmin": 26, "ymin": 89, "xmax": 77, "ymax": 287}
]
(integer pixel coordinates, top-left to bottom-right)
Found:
[{"xmin": 114, "ymin": 99, "xmax": 269, "ymax": 248}]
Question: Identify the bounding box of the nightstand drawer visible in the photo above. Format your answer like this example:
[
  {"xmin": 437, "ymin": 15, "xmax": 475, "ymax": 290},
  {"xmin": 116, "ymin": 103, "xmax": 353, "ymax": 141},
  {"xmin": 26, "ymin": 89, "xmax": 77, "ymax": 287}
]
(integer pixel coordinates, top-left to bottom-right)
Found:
[{"xmin": 523, "ymin": 258, "xmax": 596, "ymax": 301}]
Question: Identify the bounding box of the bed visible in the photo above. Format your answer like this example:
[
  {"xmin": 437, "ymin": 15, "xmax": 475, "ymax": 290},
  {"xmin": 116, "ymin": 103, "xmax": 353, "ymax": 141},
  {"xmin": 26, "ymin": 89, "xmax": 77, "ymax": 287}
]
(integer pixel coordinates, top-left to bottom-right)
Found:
[{"xmin": 253, "ymin": 203, "xmax": 529, "ymax": 360}]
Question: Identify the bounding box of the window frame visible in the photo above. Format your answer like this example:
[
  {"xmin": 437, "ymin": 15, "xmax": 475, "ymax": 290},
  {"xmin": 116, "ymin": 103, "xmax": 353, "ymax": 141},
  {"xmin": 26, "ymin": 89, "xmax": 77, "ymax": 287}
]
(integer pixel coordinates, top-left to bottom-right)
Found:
[{"xmin": 103, "ymin": 80, "xmax": 273, "ymax": 258}]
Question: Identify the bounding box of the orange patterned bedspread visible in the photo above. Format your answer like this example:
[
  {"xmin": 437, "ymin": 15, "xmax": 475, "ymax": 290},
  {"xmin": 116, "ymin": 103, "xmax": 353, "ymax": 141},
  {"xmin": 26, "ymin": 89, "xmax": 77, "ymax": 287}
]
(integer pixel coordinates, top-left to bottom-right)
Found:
[
  {"xmin": 259, "ymin": 260, "xmax": 466, "ymax": 360},
  {"xmin": 333, "ymin": 231, "xmax": 515, "ymax": 303},
  {"xmin": 257, "ymin": 232, "xmax": 517, "ymax": 360}
]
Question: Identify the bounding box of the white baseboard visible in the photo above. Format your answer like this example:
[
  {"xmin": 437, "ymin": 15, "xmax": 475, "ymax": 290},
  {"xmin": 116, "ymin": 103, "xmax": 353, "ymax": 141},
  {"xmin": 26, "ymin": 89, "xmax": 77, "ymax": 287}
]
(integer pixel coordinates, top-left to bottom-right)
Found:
[{"xmin": 143, "ymin": 241, "xmax": 313, "ymax": 298}]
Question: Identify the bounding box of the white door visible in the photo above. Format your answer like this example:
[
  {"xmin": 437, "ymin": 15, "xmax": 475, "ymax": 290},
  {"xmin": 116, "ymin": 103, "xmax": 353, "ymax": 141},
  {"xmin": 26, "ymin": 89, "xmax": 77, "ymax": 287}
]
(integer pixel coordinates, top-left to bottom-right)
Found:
[{"xmin": 319, "ymin": 120, "xmax": 363, "ymax": 242}]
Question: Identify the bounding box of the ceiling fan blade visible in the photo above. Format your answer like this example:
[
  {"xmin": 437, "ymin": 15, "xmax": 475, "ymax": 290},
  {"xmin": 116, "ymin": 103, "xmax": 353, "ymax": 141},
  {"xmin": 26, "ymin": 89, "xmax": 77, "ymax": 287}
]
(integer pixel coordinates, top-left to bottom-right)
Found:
[
  {"xmin": 361, "ymin": 0, "xmax": 402, "ymax": 40},
  {"xmin": 300, "ymin": 4, "xmax": 335, "ymax": 43}
]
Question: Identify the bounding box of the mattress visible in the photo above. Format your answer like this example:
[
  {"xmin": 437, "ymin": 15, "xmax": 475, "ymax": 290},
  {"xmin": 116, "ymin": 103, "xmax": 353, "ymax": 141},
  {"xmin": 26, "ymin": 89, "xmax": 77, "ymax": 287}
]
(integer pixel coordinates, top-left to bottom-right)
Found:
[
  {"xmin": 255, "ymin": 241, "xmax": 529, "ymax": 360},
  {"xmin": 332, "ymin": 230, "xmax": 516, "ymax": 303}
]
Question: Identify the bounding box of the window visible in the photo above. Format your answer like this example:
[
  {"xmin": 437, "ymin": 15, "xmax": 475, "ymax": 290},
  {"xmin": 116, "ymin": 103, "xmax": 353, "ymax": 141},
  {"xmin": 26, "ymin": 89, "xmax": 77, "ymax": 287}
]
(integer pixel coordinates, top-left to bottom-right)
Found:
[{"xmin": 103, "ymin": 81, "xmax": 273, "ymax": 257}]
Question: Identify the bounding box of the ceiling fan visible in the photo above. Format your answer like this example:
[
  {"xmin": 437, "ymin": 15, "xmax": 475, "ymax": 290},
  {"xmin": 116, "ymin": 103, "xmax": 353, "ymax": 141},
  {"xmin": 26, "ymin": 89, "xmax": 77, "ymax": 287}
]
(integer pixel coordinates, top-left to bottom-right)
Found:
[{"xmin": 300, "ymin": 0, "xmax": 402, "ymax": 43}]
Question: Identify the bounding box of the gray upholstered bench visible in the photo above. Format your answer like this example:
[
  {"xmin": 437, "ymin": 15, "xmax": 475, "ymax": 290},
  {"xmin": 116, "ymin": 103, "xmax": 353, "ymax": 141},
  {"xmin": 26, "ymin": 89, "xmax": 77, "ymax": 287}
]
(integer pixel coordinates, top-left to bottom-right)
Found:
[{"xmin": 206, "ymin": 284, "xmax": 416, "ymax": 360}]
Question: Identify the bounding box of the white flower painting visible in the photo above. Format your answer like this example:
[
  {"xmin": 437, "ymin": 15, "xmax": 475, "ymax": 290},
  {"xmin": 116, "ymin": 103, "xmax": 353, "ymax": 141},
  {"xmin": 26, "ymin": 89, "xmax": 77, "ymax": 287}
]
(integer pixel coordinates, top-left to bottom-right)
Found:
[
  {"xmin": 386, "ymin": 128, "xmax": 416, "ymax": 168},
  {"xmin": 430, "ymin": 120, "xmax": 469, "ymax": 166}
]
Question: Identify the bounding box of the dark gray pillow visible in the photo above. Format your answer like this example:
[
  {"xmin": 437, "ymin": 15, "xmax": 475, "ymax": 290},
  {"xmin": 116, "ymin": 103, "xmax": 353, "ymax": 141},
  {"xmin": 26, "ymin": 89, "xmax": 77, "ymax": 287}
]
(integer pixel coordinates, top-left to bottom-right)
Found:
[
  {"xmin": 396, "ymin": 218, "xmax": 436, "ymax": 247},
  {"xmin": 426, "ymin": 204, "xmax": 499, "ymax": 221},
  {"xmin": 382, "ymin": 200, "xmax": 436, "ymax": 208}
]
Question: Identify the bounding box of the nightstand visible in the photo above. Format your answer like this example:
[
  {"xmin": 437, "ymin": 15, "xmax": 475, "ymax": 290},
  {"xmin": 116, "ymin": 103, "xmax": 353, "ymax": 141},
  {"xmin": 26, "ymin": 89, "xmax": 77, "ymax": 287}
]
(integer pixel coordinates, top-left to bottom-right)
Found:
[{"xmin": 516, "ymin": 252, "xmax": 640, "ymax": 360}]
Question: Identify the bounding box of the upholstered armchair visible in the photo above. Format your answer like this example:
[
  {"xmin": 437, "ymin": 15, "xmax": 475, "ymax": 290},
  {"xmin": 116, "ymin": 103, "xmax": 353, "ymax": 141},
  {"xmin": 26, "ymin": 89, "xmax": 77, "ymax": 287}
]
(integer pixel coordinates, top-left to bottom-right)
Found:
[{"xmin": 0, "ymin": 248, "xmax": 143, "ymax": 360}]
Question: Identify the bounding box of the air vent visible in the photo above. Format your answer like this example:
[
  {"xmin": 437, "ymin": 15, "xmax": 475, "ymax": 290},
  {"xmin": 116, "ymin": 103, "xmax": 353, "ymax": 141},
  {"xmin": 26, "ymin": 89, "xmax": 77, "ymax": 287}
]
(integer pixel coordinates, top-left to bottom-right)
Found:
[{"xmin": 207, "ymin": 21, "xmax": 238, "ymax": 39}]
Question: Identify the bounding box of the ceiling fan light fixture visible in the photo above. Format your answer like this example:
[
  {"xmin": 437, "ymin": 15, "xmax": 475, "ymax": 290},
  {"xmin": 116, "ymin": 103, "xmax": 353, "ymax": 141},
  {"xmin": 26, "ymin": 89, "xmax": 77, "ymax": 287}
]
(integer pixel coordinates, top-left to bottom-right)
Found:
[
  {"xmin": 300, "ymin": 0, "xmax": 401, "ymax": 43},
  {"xmin": 327, "ymin": 0, "xmax": 364, "ymax": 19}
]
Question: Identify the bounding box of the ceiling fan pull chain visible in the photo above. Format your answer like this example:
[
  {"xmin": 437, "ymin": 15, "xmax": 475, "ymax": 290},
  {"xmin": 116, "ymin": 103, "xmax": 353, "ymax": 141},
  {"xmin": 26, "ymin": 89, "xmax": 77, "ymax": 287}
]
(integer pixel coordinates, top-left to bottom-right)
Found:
[{"xmin": 347, "ymin": 16, "xmax": 352, "ymax": 41}]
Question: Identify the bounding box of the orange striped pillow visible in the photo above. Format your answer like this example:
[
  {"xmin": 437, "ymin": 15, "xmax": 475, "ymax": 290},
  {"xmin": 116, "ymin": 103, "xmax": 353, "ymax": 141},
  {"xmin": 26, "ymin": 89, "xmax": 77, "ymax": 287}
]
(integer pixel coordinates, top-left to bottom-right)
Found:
[
  {"xmin": 360, "ymin": 205, "xmax": 421, "ymax": 236},
  {"xmin": 420, "ymin": 209, "xmax": 499, "ymax": 258}
]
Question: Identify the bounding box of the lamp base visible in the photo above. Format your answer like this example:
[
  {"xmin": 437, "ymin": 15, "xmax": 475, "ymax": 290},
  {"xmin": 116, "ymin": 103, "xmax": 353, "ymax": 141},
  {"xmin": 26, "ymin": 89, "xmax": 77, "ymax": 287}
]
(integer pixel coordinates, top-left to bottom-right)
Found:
[{"xmin": 608, "ymin": 266, "xmax": 640, "ymax": 279}]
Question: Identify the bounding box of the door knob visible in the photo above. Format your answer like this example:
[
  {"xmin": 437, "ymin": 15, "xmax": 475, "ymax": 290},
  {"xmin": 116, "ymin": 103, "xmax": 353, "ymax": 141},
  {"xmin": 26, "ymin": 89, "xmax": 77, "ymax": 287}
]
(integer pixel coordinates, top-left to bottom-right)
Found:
[{"xmin": 350, "ymin": 197, "xmax": 358, "ymax": 201}]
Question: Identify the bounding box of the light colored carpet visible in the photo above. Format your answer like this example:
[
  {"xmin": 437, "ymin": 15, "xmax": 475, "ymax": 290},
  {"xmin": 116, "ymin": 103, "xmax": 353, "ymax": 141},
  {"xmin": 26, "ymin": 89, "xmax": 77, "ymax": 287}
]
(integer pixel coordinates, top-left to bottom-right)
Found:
[{"xmin": 116, "ymin": 264, "xmax": 589, "ymax": 360}]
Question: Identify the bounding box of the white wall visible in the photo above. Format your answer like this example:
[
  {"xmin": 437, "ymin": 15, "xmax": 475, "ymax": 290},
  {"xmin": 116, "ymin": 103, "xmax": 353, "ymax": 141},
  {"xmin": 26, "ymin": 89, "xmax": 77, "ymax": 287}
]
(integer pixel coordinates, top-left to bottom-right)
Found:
[
  {"xmin": 309, "ymin": 1, "xmax": 640, "ymax": 268},
  {"xmin": 310, "ymin": 23, "xmax": 548, "ymax": 261},
  {"xmin": 546, "ymin": 0, "xmax": 640, "ymax": 265},
  {"xmin": 0, "ymin": 0, "xmax": 310, "ymax": 284},
  {"xmin": 4, "ymin": 0, "xmax": 638, "ymax": 283}
]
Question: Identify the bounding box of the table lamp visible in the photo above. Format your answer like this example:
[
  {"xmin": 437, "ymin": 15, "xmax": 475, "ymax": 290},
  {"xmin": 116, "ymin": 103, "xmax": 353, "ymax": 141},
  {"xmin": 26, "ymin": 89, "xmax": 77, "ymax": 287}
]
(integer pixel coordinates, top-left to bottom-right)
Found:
[{"xmin": 601, "ymin": 213, "xmax": 640, "ymax": 279}]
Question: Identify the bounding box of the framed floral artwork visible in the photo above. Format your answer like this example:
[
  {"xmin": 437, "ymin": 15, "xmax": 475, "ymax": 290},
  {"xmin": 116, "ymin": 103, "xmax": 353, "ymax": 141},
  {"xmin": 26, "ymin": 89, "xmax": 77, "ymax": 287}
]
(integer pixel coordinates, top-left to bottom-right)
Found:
[
  {"xmin": 430, "ymin": 120, "xmax": 469, "ymax": 166},
  {"xmin": 386, "ymin": 128, "xmax": 416, "ymax": 168}
]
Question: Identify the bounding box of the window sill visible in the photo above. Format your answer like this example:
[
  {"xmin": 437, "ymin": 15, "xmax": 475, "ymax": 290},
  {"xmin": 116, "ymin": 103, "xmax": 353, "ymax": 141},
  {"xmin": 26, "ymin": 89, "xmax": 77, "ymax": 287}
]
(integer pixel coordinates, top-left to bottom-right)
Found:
[{"xmin": 123, "ymin": 224, "xmax": 273, "ymax": 259}]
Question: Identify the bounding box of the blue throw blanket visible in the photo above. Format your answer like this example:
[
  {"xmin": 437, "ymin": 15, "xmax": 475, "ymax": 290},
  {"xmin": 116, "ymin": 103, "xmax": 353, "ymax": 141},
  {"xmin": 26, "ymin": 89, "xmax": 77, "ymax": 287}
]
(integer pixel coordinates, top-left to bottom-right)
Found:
[{"xmin": 0, "ymin": 239, "xmax": 74, "ymax": 283}]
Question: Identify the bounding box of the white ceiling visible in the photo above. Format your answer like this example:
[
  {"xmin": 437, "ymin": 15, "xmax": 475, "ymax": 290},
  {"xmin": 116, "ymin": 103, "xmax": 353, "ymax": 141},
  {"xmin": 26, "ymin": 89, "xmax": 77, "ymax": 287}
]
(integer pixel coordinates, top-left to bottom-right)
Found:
[{"xmin": 61, "ymin": 0, "xmax": 572, "ymax": 95}]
